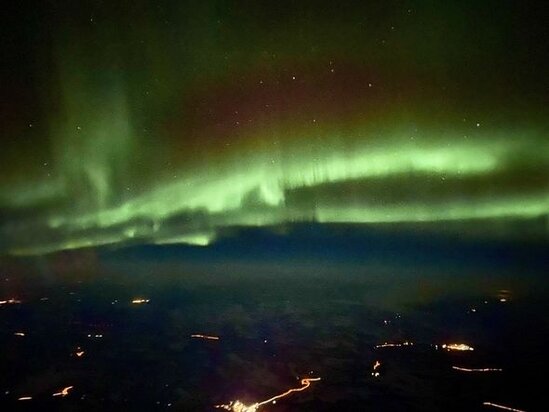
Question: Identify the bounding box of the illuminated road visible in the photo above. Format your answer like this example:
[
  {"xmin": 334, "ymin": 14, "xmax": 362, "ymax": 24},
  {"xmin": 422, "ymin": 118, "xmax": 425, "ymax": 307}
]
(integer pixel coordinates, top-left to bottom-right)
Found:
[
  {"xmin": 375, "ymin": 341, "xmax": 413, "ymax": 348},
  {"xmin": 215, "ymin": 377, "xmax": 321, "ymax": 411},
  {"xmin": 0, "ymin": 298, "xmax": 21, "ymax": 305},
  {"xmin": 53, "ymin": 386, "xmax": 74, "ymax": 397},
  {"xmin": 442, "ymin": 343, "xmax": 474, "ymax": 351},
  {"xmin": 483, "ymin": 401, "xmax": 526, "ymax": 412},
  {"xmin": 191, "ymin": 334, "xmax": 220, "ymax": 341},
  {"xmin": 452, "ymin": 366, "xmax": 502, "ymax": 372}
]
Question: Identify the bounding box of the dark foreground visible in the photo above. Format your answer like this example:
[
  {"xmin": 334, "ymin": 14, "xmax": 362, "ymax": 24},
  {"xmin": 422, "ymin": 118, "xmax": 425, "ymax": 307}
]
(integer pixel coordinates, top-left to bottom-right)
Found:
[{"xmin": 0, "ymin": 261, "xmax": 546, "ymax": 411}]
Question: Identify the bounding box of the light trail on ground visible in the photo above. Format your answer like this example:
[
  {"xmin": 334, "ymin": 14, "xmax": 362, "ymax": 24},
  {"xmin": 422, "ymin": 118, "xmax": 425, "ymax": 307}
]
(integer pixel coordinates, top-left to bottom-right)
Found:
[
  {"xmin": 214, "ymin": 377, "xmax": 321, "ymax": 411},
  {"xmin": 452, "ymin": 366, "xmax": 502, "ymax": 372},
  {"xmin": 53, "ymin": 386, "xmax": 74, "ymax": 397},
  {"xmin": 483, "ymin": 401, "xmax": 526, "ymax": 412},
  {"xmin": 191, "ymin": 334, "xmax": 220, "ymax": 340},
  {"xmin": 375, "ymin": 341, "xmax": 413, "ymax": 348}
]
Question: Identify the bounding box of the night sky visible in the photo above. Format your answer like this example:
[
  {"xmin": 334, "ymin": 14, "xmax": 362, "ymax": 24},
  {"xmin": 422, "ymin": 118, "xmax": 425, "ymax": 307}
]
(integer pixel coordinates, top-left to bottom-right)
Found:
[
  {"xmin": 1, "ymin": 0, "xmax": 548, "ymax": 255},
  {"xmin": 1, "ymin": 3, "xmax": 548, "ymax": 410}
]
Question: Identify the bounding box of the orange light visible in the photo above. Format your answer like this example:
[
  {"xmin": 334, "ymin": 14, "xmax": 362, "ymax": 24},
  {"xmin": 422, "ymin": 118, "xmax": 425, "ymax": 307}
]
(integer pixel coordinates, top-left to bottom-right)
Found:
[
  {"xmin": 215, "ymin": 400, "xmax": 259, "ymax": 411},
  {"xmin": 442, "ymin": 343, "xmax": 474, "ymax": 351},
  {"xmin": 215, "ymin": 377, "xmax": 321, "ymax": 411},
  {"xmin": 257, "ymin": 377, "xmax": 321, "ymax": 406},
  {"xmin": 132, "ymin": 298, "xmax": 150, "ymax": 304},
  {"xmin": 53, "ymin": 386, "xmax": 74, "ymax": 397},
  {"xmin": 371, "ymin": 360, "xmax": 382, "ymax": 377}
]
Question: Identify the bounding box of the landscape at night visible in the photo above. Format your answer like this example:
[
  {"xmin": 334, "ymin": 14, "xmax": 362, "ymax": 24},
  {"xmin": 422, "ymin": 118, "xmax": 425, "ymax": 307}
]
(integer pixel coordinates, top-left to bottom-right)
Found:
[{"xmin": 1, "ymin": 1, "xmax": 547, "ymax": 411}]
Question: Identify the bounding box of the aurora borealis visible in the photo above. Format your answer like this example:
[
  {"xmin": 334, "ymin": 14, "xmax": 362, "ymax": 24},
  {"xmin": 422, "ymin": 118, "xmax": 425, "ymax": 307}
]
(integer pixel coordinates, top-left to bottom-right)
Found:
[{"xmin": 1, "ymin": 1, "xmax": 547, "ymax": 255}]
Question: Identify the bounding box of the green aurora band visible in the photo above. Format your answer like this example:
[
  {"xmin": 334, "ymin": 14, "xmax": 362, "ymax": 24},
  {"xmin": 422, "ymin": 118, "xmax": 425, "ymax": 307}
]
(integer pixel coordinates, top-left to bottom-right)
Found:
[{"xmin": 1, "ymin": 1, "xmax": 547, "ymax": 255}]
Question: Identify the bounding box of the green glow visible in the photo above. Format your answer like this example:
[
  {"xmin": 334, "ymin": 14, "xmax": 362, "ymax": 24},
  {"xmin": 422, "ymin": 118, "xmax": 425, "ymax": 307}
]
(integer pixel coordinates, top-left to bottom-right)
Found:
[
  {"xmin": 154, "ymin": 232, "xmax": 215, "ymax": 247},
  {"xmin": 1, "ymin": 2, "xmax": 547, "ymax": 255},
  {"xmin": 315, "ymin": 195, "xmax": 549, "ymax": 224},
  {"xmin": 4, "ymin": 121, "xmax": 548, "ymax": 255},
  {"xmin": 47, "ymin": 133, "xmax": 508, "ymax": 229}
]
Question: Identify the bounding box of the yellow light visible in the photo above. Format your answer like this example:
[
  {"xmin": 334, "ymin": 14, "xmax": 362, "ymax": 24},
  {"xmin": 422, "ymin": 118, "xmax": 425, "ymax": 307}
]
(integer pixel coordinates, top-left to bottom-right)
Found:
[
  {"xmin": 442, "ymin": 343, "xmax": 474, "ymax": 351},
  {"xmin": 53, "ymin": 386, "xmax": 74, "ymax": 397},
  {"xmin": 371, "ymin": 360, "xmax": 382, "ymax": 377},
  {"xmin": 0, "ymin": 298, "xmax": 21, "ymax": 305},
  {"xmin": 132, "ymin": 298, "xmax": 150, "ymax": 304},
  {"xmin": 18, "ymin": 396, "xmax": 32, "ymax": 401},
  {"xmin": 215, "ymin": 400, "xmax": 259, "ymax": 411},
  {"xmin": 257, "ymin": 377, "xmax": 321, "ymax": 407},
  {"xmin": 14, "ymin": 332, "xmax": 25, "ymax": 337},
  {"xmin": 215, "ymin": 377, "xmax": 321, "ymax": 411}
]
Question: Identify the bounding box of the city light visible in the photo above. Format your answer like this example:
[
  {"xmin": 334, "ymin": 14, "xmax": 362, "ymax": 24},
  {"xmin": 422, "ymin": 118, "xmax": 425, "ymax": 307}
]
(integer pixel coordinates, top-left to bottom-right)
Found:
[
  {"xmin": 375, "ymin": 341, "xmax": 413, "ymax": 348},
  {"xmin": 191, "ymin": 334, "xmax": 220, "ymax": 341},
  {"xmin": 442, "ymin": 343, "xmax": 474, "ymax": 351},
  {"xmin": 0, "ymin": 298, "xmax": 21, "ymax": 305},
  {"xmin": 371, "ymin": 360, "xmax": 382, "ymax": 377},
  {"xmin": 53, "ymin": 386, "xmax": 74, "ymax": 397},
  {"xmin": 452, "ymin": 366, "xmax": 502, "ymax": 373},
  {"xmin": 132, "ymin": 298, "xmax": 150, "ymax": 304},
  {"xmin": 215, "ymin": 377, "xmax": 321, "ymax": 411},
  {"xmin": 483, "ymin": 401, "xmax": 526, "ymax": 412}
]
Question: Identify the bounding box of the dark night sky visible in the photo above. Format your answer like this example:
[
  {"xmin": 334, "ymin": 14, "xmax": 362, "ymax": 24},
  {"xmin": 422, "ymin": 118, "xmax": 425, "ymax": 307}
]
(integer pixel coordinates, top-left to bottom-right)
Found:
[{"xmin": 1, "ymin": 0, "xmax": 547, "ymax": 255}]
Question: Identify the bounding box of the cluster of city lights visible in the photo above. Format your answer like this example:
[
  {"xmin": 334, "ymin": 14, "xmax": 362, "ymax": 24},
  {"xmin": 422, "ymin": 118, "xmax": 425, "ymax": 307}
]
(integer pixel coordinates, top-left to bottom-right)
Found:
[
  {"xmin": 6, "ymin": 290, "xmax": 524, "ymax": 410},
  {"xmin": 214, "ymin": 377, "xmax": 321, "ymax": 411},
  {"xmin": 371, "ymin": 360, "xmax": 382, "ymax": 377},
  {"xmin": 442, "ymin": 343, "xmax": 474, "ymax": 351}
]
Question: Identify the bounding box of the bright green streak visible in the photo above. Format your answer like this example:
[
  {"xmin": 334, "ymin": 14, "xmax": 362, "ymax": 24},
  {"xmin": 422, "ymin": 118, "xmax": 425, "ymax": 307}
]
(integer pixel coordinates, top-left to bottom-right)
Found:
[
  {"xmin": 3, "ymin": 41, "xmax": 548, "ymax": 255},
  {"xmin": 48, "ymin": 134, "xmax": 507, "ymax": 230},
  {"xmin": 30, "ymin": 125, "xmax": 545, "ymax": 256}
]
